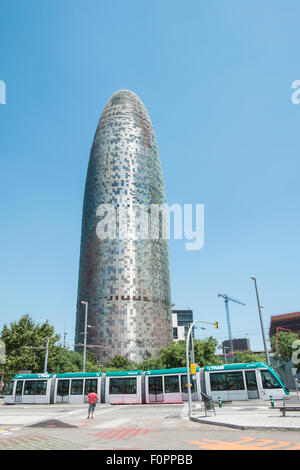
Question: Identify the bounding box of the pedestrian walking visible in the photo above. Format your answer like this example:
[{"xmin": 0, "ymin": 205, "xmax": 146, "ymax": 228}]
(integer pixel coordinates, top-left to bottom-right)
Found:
[{"xmin": 86, "ymin": 388, "xmax": 99, "ymax": 419}]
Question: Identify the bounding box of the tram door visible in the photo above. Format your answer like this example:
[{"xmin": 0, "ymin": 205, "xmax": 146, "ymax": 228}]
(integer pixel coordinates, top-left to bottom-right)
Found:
[
  {"xmin": 56, "ymin": 379, "xmax": 70, "ymax": 403},
  {"xmin": 181, "ymin": 375, "xmax": 197, "ymax": 401},
  {"xmin": 148, "ymin": 376, "xmax": 163, "ymax": 403},
  {"xmin": 15, "ymin": 380, "xmax": 23, "ymax": 403},
  {"xmin": 245, "ymin": 371, "xmax": 259, "ymax": 399}
]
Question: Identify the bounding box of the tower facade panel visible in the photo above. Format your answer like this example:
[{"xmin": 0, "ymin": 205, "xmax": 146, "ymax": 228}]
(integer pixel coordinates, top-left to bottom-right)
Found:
[{"xmin": 75, "ymin": 90, "xmax": 172, "ymax": 363}]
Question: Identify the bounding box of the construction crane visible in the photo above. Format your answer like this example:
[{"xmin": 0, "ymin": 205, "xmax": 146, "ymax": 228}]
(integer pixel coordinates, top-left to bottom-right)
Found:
[{"xmin": 218, "ymin": 294, "xmax": 246, "ymax": 356}]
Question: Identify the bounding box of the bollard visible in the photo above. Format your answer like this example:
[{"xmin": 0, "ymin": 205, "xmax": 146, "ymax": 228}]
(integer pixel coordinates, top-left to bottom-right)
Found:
[
  {"xmin": 270, "ymin": 395, "xmax": 274, "ymax": 408},
  {"xmin": 218, "ymin": 396, "xmax": 222, "ymax": 408}
]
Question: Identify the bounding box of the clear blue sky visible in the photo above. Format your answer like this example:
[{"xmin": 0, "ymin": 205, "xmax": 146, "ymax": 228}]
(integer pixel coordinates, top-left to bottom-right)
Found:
[{"xmin": 0, "ymin": 0, "xmax": 299, "ymax": 352}]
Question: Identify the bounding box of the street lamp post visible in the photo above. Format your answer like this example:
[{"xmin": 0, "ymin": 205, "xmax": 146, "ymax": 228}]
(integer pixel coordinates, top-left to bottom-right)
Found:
[
  {"xmin": 186, "ymin": 320, "xmax": 218, "ymax": 419},
  {"xmin": 250, "ymin": 276, "xmax": 270, "ymax": 366},
  {"xmin": 43, "ymin": 337, "xmax": 49, "ymax": 374},
  {"xmin": 80, "ymin": 301, "xmax": 88, "ymax": 373}
]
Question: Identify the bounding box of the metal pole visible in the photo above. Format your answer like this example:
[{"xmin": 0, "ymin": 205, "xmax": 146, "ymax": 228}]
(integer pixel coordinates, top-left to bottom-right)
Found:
[
  {"xmin": 63, "ymin": 326, "xmax": 67, "ymax": 349},
  {"xmin": 43, "ymin": 337, "xmax": 49, "ymax": 374},
  {"xmin": 186, "ymin": 320, "xmax": 205, "ymax": 419},
  {"xmin": 224, "ymin": 299, "xmax": 233, "ymax": 355},
  {"xmin": 81, "ymin": 301, "xmax": 88, "ymax": 373},
  {"xmin": 251, "ymin": 276, "xmax": 270, "ymax": 366},
  {"xmin": 186, "ymin": 322, "xmax": 194, "ymax": 419},
  {"xmin": 190, "ymin": 328, "xmax": 195, "ymax": 364},
  {"xmin": 186, "ymin": 319, "xmax": 218, "ymax": 419}
]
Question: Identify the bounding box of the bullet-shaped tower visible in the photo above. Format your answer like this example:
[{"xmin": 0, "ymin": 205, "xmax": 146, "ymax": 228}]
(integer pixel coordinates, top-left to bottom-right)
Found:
[{"xmin": 75, "ymin": 90, "xmax": 172, "ymax": 363}]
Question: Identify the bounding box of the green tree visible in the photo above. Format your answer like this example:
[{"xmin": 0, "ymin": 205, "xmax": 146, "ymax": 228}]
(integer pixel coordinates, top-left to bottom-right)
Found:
[
  {"xmin": 53, "ymin": 348, "xmax": 100, "ymax": 373},
  {"xmin": 0, "ymin": 315, "xmax": 101, "ymax": 381},
  {"xmin": 270, "ymin": 331, "xmax": 299, "ymax": 368},
  {"xmin": 137, "ymin": 337, "xmax": 222, "ymax": 370},
  {"xmin": 193, "ymin": 337, "xmax": 221, "ymax": 366},
  {"xmin": 0, "ymin": 314, "xmax": 60, "ymax": 380},
  {"xmin": 232, "ymin": 351, "xmax": 266, "ymax": 364},
  {"xmin": 103, "ymin": 354, "xmax": 133, "ymax": 371},
  {"xmin": 137, "ymin": 353, "xmax": 164, "ymax": 371}
]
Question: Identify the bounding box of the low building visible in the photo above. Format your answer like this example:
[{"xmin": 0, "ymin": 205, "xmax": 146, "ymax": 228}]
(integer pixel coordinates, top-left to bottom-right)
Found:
[
  {"xmin": 222, "ymin": 338, "xmax": 250, "ymax": 354},
  {"xmin": 269, "ymin": 312, "xmax": 300, "ymax": 338}
]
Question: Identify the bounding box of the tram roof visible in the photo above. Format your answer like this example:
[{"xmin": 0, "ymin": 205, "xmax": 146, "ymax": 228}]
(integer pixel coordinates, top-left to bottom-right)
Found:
[
  {"xmin": 12, "ymin": 373, "xmax": 53, "ymax": 380},
  {"xmin": 56, "ymin": 372, "xmax": 102, "ymax": 378},
  {"xmin": 204, "ymin": 362, "xmax": 268, "ymax": 371},
  {"xmin": 145, "ymin": 367, "xmax": 200, "ymax": 375},
  {"xmin": 106, "ymin": 370, "xmax": 142, "ymax": 376}
]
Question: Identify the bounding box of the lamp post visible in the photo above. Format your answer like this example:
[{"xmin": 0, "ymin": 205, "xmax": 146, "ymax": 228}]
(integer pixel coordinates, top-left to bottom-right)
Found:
[
  {"xmin": 80, "ymin": 300, "xmax": 88, "ymax": 373},
  {"xmin": 250, "ymin": 276, "xmax": 270, "ymax": 366},
  {"xmin": 43, "ymin": 337, "xmax": 50, "ymax": 374},
  {"xmin": 186, "ymin": 320, "xmax": 218, "ymax": 419}
]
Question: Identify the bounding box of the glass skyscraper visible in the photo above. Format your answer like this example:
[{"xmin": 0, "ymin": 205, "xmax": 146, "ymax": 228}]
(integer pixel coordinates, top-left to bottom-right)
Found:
[{"xmin": 75, "ymin": 90, "xmax": 173, "ymax": 363}]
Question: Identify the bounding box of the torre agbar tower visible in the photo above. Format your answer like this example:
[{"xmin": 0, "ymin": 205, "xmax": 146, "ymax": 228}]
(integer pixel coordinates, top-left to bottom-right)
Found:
[{"xmin": 75, "ymin": 90, "xmax": 173, "ymax": 363}]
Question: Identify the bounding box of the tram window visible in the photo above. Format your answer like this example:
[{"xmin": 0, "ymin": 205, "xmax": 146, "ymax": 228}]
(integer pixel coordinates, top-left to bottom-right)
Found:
[
  {"xmin": 149, "ymin": 376, "xmax": 163, "ymax": 394},
  {"xmin": 16, "ymin": 381, "xmax": 23, "ymax": 396},
  {"xmin": 226, "ymin": 372, "xmax": 245, "ymax": 390},
  {"xmin": 109, "ymin": 378, "xmax": 137, "ymax": 394},
  {"xmin": 35, "ymin": 381, "xmax": 47, "ymax": 395},
  {"xmin": 5, "ymin": 381, "xmax": 14, "ymax": 395},
  {"xmin": 260, "ymin": 370, "xmax": 281, "ymax": 389},
  {"xmin": 57, "ymin": 380, "xmax": 70, "ymax": 396},
  {"xmin": 164, "ymin": 375, "xmax": 180, "ymax": 393},
  {"xmin": 85, "ymin": 379, "xmax": 97, "ymax": 395},
  {"xmin": 24, "ymin": 381, "xmax": 36, "ymax": 395},
  {"xmin": 181, "ymin": 375, "xmax": 196, "ymax": 393},
  {"xmin": 123, "ymin": 378, "xmax": 136, "ymax": 394},
  {"xmin": 109, "ymin": 379, "xmax": 120, "ymax": 394},
  {"xmin": 210, "ymin": 373, "xmax": 226, "ymax": 391},
  {"xmin": 71, "ymin": 379, "xmax": 83, "ymax": 395}
]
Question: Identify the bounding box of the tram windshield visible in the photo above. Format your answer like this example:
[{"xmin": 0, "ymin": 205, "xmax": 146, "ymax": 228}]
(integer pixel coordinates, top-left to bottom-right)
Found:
[
  {"xmin": 5, "ymin": 381, "xmax": 14, "ymax": 395},
  {"xmin": 260, "ymin": 370, "xmax": 281, "ymax": 389}
]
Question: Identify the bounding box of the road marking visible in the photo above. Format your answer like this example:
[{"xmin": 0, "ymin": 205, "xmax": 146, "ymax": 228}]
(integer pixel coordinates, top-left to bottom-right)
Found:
[
  {"xmin": 189, "ymin": 437, "xmax": 300, "ymax": 450},
  {"xmin": 89, "ymin": 427, "xmax": 159, "ymax": 440}
]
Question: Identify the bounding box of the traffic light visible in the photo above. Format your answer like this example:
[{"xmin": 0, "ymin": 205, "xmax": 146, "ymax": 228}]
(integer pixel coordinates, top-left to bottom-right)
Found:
[
  {"xmin": 214, "ymin": 321, "xmax": 218, "ymax": 329},
  {"xmin": 190, "ymin": 363, "xmax": 196, "ymax": 375}
]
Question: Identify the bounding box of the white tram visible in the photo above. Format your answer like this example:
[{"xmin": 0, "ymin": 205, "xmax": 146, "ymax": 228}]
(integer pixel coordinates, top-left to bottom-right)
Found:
[{"xmin": 3, "ymin": 362, "xmax": 289, "ymax": 405}]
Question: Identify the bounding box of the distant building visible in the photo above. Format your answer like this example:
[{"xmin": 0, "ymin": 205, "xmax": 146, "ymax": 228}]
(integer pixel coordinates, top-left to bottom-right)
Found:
[
  {"xmin": 222, "ymin": 338, "xmax": 250, "ymax": 354},
  {"xmin": 172, "ymin": 314, "xmax": 185, "ymax": 341},
  {"xmin": 172, "ymin": 310, "xmax": 193, "ymax": 340},
  {"xmin": 269, "ymin": 312, "xmax": 300, "ymax": 338}
]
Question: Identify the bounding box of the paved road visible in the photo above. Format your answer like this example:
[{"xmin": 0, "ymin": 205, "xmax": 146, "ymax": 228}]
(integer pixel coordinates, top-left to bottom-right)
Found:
[{"xmin": 0, "ymin": 402, "xmax": 300, "ymax": 450}]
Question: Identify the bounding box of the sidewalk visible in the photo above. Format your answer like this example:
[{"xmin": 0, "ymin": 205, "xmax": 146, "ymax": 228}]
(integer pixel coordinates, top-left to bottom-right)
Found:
[{"xmin": 189, "ymin": 397, "xmax": 300, "ymax": 431}]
